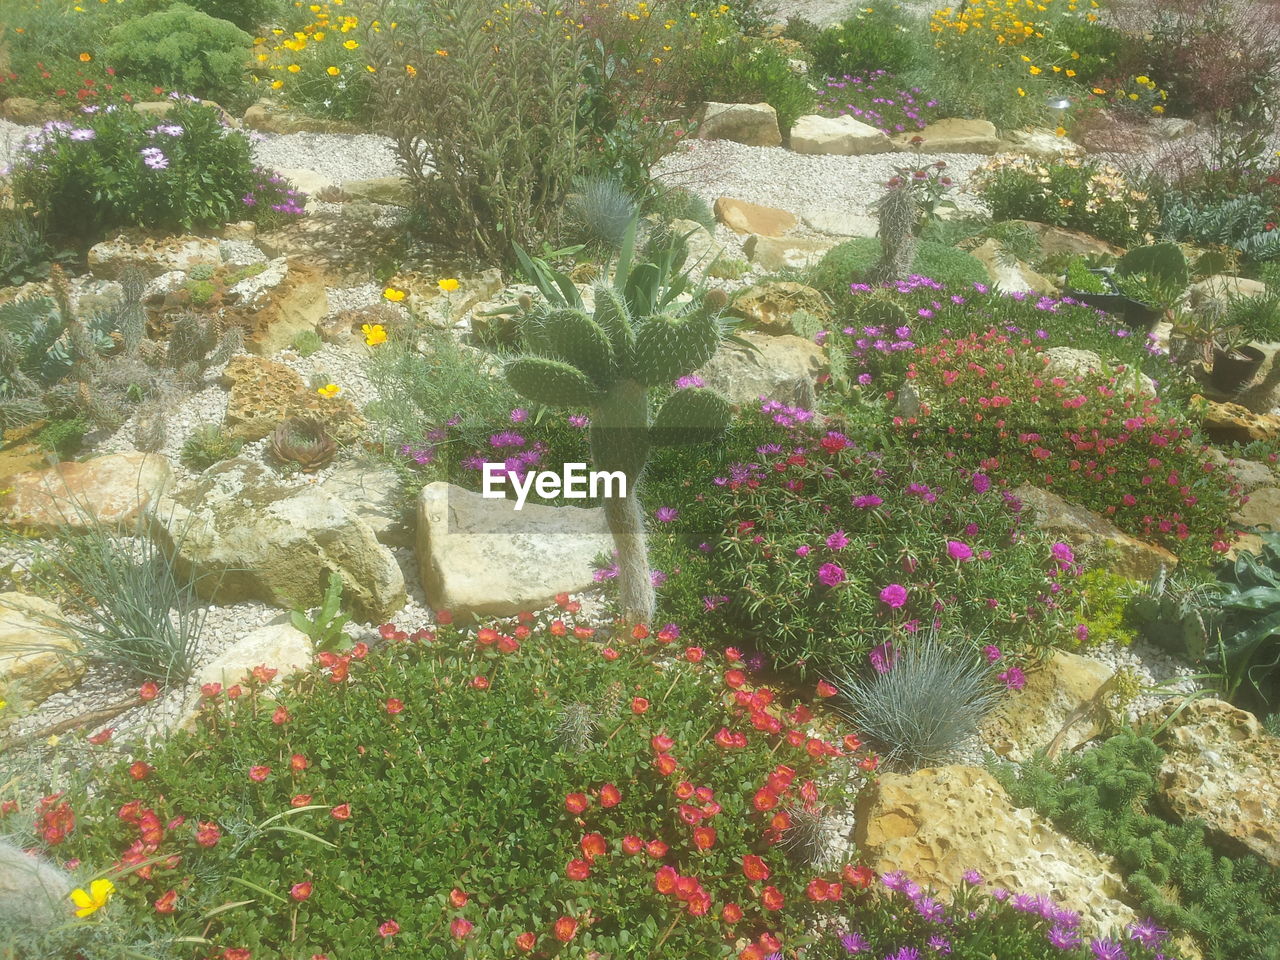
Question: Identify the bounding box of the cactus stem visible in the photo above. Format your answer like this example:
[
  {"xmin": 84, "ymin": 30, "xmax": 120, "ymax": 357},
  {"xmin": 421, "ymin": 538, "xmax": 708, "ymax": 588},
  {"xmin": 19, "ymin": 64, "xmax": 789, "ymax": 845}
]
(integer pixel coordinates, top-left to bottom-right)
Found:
[{"xmin": 604, "ymin": 490, "xmax": 655, "ymax": 628}]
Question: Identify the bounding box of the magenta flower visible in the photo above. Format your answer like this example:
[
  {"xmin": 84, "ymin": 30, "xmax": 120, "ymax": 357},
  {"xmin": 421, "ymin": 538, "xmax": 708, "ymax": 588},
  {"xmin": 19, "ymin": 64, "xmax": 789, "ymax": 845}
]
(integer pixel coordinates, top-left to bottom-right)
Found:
[
  {"xmin": 818, "ymin": 563, "xmax": 846, "ymax": 587},
  {"xmin": 796, "ymin": 545, "xmax": 811, "ymax": 557},
  {"xmin": 879, "ymin": 583, "xmax": 908, "ymax": 608},
  {"xmin": 973, "ymin": 472, "xmax": 992, "ymax": 492},
  {"xmin": 654, "ymin": 506, "xmax": 678, "ymax": 523},
  {"xmin": 999, "ymin": 666, "xmax": 1027, "ymax": 691},
  {"xmin": 982, "ymin": 644, "xmax": 1002, "ymax": 663},
  {"xmin": 869, "ymin": 640, "xmax": 899, "ymax": 674},
  {"xmin": 1051, "ymin": 541, "xmax": 1075, "ymax": 563},
  {"xmin": 826, "ymin": 529, "xmax": 849, "ymax": 551},
  {"xmin": 946, "ymin": 541, "xmax": 974, "ymax": 561}
]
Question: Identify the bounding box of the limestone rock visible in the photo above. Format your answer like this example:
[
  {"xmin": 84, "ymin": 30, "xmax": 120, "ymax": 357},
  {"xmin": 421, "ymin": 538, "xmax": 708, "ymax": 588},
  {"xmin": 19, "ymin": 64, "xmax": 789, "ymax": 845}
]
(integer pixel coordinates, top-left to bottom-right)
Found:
[
  {"xmin": 728, "ymin": 281, "xmax": 829, "ymax": 334},
  {"xmin": 1013, "ymin": 483, "xmax": 1177, "ymax": 580},
  {"xmin": 970, "ymin": 238, "xmax": 1057, "ymax": 296},
  {"xmin": 219, "ymin": 220, "xmax": 257, "ymax": 242},
  {"xmin": 790, "ymin": 114, "xmax": 896, "ymax": 155},
  {"xmin": 1197, "ymin": 396, "xmax": 1280, "ymax": 445},
  {"xmin": 274, "ymin": 167, "xmax": 335, "ymax": 201},
  {"xmin": 387, "ymin": 268, "xmax": 504, "ymax": 329},
  {"xmin": 221, "ymin": 355, "xmax": 365, "ymax": 443},
  {"xmin": 88, "ymin": 234, "xmax": 221, "ymax": 280},
  {"xmin": 1206, "ymin": 450, "xmax": 1275, "ymax": 493},
  {"xmin": 317, "ymin": 462, "xmax": 413, "ymax": 548},
  {"xmin": 1233, "ymin": 485, "xmax": 1280, "ymax": 532},
  {"xmin": 1189, "ymin": 275, "xmax": 1268, "ymax": 308},
  {"xmin": 243, "ymin": 99, "xmax": 362, "ymax": 134},
  {"xmin": 220, "ymin": 258, "xmax": 329, "ymax": 355},
  {"xmin": 173, "ymin": 621, "xmax": 313, "ymax": 731},
  {"xmin": 998, "ymin": 128, "xmax": 1086, "ymax": 159},
  {"xmin": 1, "ymin": 97, "xmax": 64, "ymax": 125},
  {"xmin": 195, "ymin": 622, "xmax": 313, "ymax": 690},
  {"xmin": 895, "ymin": 118, "xmax": 1001, "ymax": 154},
  {"xmin": 1043, "ymin": 346, "xmax": 1155, "ymax": 396},
  {"xmin": 714, "ymin": 197, "xmax": 797, "ymax": 237},
  {"xmin": 982, "ymin": 650, "xmax": 1114, "ymax": 762},
  {"xmin": 341, "ymin": 177, "xmax": 412, "ymax": 206},
  {"xmin": 696, "ymin": 330, "xmax": 826, "ymax": 407},
  {"xmin": 1, "ymin": 452, "xmax": 172, "ymax": 534},
  {"xmin": 670, "ymin": 219, "xmax": 726, "ymax": 268},
  {"xmin": 801, "ymin": 209, "xmax": 878, "ymax": 238},
  {"xmin": 153, "ymin": 458, "xmax": 405, "ymax": 623},
  {"xmin": 1147, "ymin": 698, "xmax": 1280, "ymax": 867},
  {"xmin": 1011, "ymin": 220, "xmax": 1123, "ymax": 259},
  {"xmin": 743, "ymin": 234, "xmax": 836, "ymax": 272},
  {"xmin": 0, "ymin": 592, "xmax": 82, "ymax": 711},
  {"xmin": 855, "ymin": 765, "xmax": 1136, "ymax": 933},
  {"xmin": 696, "ymin": 101, "xmax": 782, "ymax": 147},
  {"xmin": 416, "ymin": 482, "xmax": 613, "ymax": 619}
]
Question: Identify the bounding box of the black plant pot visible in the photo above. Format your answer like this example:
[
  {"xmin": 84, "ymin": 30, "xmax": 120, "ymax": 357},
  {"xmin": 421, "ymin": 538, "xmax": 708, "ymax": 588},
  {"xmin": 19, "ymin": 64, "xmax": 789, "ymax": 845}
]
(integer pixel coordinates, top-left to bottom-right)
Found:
[
  {"xmin": 1064, "ymin": 268, "xmax": 1162, "ymax": 333},
  {"xmin": 1211, "ymin": 343, "xmax": 1267, "ymax": 394}
]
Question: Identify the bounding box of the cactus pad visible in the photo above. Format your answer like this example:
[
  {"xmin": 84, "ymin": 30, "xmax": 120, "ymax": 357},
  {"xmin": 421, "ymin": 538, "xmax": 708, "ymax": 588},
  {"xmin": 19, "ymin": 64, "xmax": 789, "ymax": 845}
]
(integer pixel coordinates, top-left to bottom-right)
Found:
[
  {"xmin": 650, "ymin": 387, "xmax": 731, "ymax": 446},
  {"xmin": 505, "ymin": 356, "xmax": 599, "ymax": 409},
  {"xmin": 626, "ymin": 311, "xmax": 719, "ymax": 386},
  {"xmin": 538, "ymin": 309, "xmax": 617, "ymax": 390}
]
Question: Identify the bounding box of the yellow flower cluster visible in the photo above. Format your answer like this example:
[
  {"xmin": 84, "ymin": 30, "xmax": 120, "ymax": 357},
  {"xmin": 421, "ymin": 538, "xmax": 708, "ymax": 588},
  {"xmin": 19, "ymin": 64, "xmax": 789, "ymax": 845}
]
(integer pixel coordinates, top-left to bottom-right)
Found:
[
  {"xmin": 978, "ymin": 154, "xmax": 1150, "ymax": 214},
  {"xmin": 1089, "ymin": 74, "xmax": 1168, "ymax": 114},
  {"xmin": 930, "ymin": 0, "xmax": 1100, "ymax": 43},
  {"xmin": 254, "ymin": 0, "xmax": 374, "ymax": 93}
]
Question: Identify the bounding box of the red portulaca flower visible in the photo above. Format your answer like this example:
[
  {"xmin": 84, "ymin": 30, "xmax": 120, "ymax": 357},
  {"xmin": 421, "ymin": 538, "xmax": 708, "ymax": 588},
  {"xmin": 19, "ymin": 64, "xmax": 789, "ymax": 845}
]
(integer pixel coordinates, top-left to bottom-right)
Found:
[
  {"xmin": 249, "ymin": 766, "xmax": 271, "ymax": 783},
  {"xmin": 449, "ymin": 917, "xmax": 471, "ymax": 939},
  {"xmin": 645, "ymin": 839, "xmax": 668, "ymax": 858},
  {"xmin": 88, "ymin": 728, "xmax": 114, "ymax": 745},
  {"xmin": 291, "ymin": 794, "xmax": 312, "ymax": 807},
  {"xmin": 515, "ymin": 932, "xmax": 536, "ymax": 952},
  {"xmin": 816, "ymin": 679, "xmax": 838, "ymax": 697},
  {"xmin": 654, "ymin": 755, "xmax": 678, "ymax": 776},
  {"xmin": 565, "ymin": 858, "xmax": 591, "ymax": 881},
  {"xmin": 554, "ymin": 916, "xmax": 578, "ymax": 942},
  {"xmin": 154, "ymin": 889, "xmax": 177, "ymax": 914},
  {"xmin": 622, "ymin": 835, "xmax": 644, "ymax": 855},
  {"xmin": 654, "ymin": 865, "xmax": 678, "ymax": 894},
  {"xmin": 291, "ymin": 882, "xmax": 313, "ymax": 901},
  {"xmin": 761, "ymin": 885, "xmax": 784, "ymax": 910},
  {"xmin": 564, "ymin": 793, "xmax": 589, "ymax": 814},
  {"xmin": 692, "ymin": 826, "xmax": 716, "ymax": 850},
  {"xmin": 650, "ymin": 734, "xmax": 675, "ymax": 754},
  {"xmin": 722, "ymin": 902, "xmax": 743, "ymax": 924},
  {"xmin": 195, "ymin": 822, "xmax": 221, "ymax": 847},
  {"xmin": 272, "ymin": 705, "xmax": 289, "ymax": 725},
  {"xmin": 449, "ymin": 888, "xmax": 468, "ymax": 908},
  {"xmin": 379, "ymin": 919, "xmax": 400, "ymax": 938},
  {"xmin": 599, "ymin": 783, "xmax": 621, "ymax": 807},
  {"xmin": 843, "ymin": 864, "xmax": 875, "ymax": 888},
  {"xmin": 580, "ymin": 832, "xmax": 607, "ymax": 859},
  {"xmin": 471, "ymin": 676, "xmax": 490, "ymax": 690},
  {"xmin": 742, "ymin": 855, "xmax": 770, "ymax": 881},
  {"xmin": 138, "ymin": 681, "xmax": 159, "ymax": 702},
  {"xmin": 385, "ymin": 698, "xmax": 404, "ymax": 715},
  {"xmin": 129, "ymin": 762, "xmax": 151, "ymax": 781},
  {"xmin": 290, "ymin": 754, "xmax": 308, "ymax": 772},
  {"xmin": 331, "ymin": 804, "xmax": 351, "ymax": 820},
  {"xmin": 724, "ymin": 669, "xmax": 747, "ymax": 689},
  {"xmin": 631, "ymin": 697, "xmax": 649, "ymax": 714}
]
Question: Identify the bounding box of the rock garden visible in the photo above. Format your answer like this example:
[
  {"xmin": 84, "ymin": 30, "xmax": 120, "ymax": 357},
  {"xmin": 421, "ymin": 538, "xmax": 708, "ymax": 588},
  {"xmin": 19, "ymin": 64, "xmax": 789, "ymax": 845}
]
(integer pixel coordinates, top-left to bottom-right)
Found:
[{"xmin": 1, "ymin": 0, "xmax": 1279, "ymax": 958}]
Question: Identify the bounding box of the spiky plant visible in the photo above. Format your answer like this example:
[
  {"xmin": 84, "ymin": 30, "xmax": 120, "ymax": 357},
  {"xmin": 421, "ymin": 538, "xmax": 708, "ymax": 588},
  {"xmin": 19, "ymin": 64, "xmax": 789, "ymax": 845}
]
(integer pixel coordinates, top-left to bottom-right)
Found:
[
  {"xmin": 501, "ymin": 218, "xmax": 734, "ymax": 625},
  {"xmin": 869, "ymin": 182, "xmax": 919, "ymax": 285},
  {"xmin": 566, "ymin": 176, "xmax": 639, "ymax": 251},
  {"xmin": 778, "ymin": 804, "xmax": 844, "ymax": 868},
  {"xmin": 270, "ymin": 417, "xmax": 336, "ymax": 472},
  {"xmin": 832, "ymin": 629, "xmax": 1001, "ymax": 771},
  {"xmin": 181, "ymin": 422, "xmax": 245, "ymax": 472},
  {"xmin": 554, "ymin": 702, "xmax": 598, "ymax": 752}
]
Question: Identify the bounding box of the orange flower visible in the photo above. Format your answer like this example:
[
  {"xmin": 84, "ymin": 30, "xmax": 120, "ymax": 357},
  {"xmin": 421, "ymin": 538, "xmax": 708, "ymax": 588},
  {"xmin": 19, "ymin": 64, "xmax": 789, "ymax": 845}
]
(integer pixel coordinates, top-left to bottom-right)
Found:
[
  {"xmin": 742, "ymin": 855, "xmax": 770, "ymax": 882},
  {"xmin": 761, "ymin": 886, "xmax": 784, "ymax": 910},
  {"xmin": 554, "ymin": 917, "xmax": 578, "ymax": 942}
]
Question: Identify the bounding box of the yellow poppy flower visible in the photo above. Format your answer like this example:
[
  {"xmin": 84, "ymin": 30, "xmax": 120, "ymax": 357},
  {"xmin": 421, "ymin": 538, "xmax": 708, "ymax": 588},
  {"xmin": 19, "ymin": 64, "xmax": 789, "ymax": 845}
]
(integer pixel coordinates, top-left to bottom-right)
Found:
[
  {"xmin": 405, "ymin": 64, "xmax": 417, "ymax": 76},
  {"xmin": 69, "ymin": 879, "xmax": 115, "ymax": 918},
  {"xmin": 316, "ymin": 384, "xmax": 341, "ymax": 398},
  {"xmin": 383, "ymin": 287, "xmax": 407, "ymax": 302},
  {"xmin": 343, "ymin": 39, "xmax": 358, "ymax": 49},
  {"xmin": 79, "ymin": 52, "xmax": 92, "ymax": 62},
  {"xmin": 288, "ymin": 64, "xmax": 301, "ymax": 72},
  {"xmin": 271, "ymin": 80, "xmax": 284, "ymax": 89},
  {"xmin": 437, "ymin": 278, "xmax": 460, "ymax": 292},
  {"xmin": 1065, "ymin": 69, "xmax": 1076, "ymax": 77},
  {"xmin": 1028, "ymin": 65, "xmax": 1041, "ymax": 75},
  {"xmin": 1055, "ymin": 126, "xmax": 1066, "ymax": 136},
  {"xmin": 362, "ymin": 323, "xmax": 387, "ymax": 346},
  {"xmin": 326, "ymin": 66, "xmax": 340, "ymax": 75}
]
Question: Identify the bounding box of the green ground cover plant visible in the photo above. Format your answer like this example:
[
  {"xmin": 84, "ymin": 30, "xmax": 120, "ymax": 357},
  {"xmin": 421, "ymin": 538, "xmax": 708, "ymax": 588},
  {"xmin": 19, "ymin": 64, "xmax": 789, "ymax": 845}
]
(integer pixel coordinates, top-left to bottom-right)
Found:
[
  {"xmin": 37, "ymin": 609, "xmax": 880, "ymax": 959},
  {"xmin": 993, "ymin": 729, "xmax": 1280, "ymax": 960}
]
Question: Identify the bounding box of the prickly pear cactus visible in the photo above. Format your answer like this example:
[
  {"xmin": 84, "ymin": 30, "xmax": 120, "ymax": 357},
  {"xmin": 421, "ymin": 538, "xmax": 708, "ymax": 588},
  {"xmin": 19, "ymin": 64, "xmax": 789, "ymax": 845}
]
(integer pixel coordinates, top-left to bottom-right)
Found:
[{"xmin": 501, "ymin": 271, "xmax": 734, "ymax": 624}]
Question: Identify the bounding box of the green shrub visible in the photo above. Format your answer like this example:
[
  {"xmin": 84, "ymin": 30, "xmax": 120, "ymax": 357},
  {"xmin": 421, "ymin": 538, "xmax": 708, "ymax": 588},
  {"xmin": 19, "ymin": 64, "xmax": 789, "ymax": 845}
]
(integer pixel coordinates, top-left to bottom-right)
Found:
[
  {"xmin": 993, "ymin": 730, "xmax": 1280, "ymax": 960},
  {"xmin": 976, "ymin": 155, "xmax": 1159, "ymax": 248},
  {"xmin": 646, "ymin": 405, "xmax": 1086, "ymax": 677},
  {"xmin": 807, "ymin": 238, "xmax": 988, "ymax": 311},
  {"xmin": 1074, "ymin": 569, "xmax": 1140, "ymax": 648},
  {"xmin": 647, "ymin": 186, "xmax": 715, "ymax": 231},
  {"xmin": 0, "ymin": 207, "xmax": 65, "ymax": 288},
  {"xmin": 140, "ymin": 0, "xmax": 285, "ymax": 32},
  {"xmin": 53, "ymin": 612, "xmax": 874, "ymax": 959},
  {"xmin": 291, "ymin": 328, "xmax": 324, "ymax": 357},
  {"xmin": 33, "ymin": 415, "xmax": 89, "ymax": 457},
  {"xmin": 804, "ymin": 6, "xmax": 922, "ymax": 79},
  {"xmin": 105, "ymin": 4, "xmax": 252, "ymax": 107},
  {"xmin": 9, "ymin": 99, "xmax": 263, "ymax": 247},
  {"xmin": 380, "ymin": 1, "xmax": 588, "ymax": 264}
]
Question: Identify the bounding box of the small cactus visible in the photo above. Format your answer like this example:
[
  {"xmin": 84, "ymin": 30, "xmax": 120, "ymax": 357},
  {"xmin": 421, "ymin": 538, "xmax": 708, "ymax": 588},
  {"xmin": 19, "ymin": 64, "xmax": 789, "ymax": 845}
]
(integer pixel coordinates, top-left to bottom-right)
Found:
[
  {"xmin": 554, "ymin": 702, "xmax": 597, "ymax": 752},
  {"xmin": 778, "ymin": 805, "xmax": 843, "ymax": 868},
  {"xmin": 869, "ymin": 183, "xmax": 919, "ymax": 285}
]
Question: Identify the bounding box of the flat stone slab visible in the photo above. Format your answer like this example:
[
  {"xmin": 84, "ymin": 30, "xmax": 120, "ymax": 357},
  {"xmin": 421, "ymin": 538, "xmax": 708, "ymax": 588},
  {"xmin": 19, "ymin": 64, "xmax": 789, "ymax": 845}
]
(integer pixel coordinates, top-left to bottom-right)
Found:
[
  {"xmin": 416, "ymin": 482, "xmax": 613, "ymax": 619},
  {"xmin": 1, "ymin": 452, "xmax": 172, "ymax": 534}
]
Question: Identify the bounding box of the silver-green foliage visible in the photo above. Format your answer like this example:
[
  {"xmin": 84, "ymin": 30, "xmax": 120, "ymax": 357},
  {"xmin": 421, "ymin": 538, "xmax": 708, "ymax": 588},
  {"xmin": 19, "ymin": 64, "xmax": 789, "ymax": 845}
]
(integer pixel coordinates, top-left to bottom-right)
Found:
[{"xmin": 833, "ymin": 629, "xmax": 1000, "ymax": 771}]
